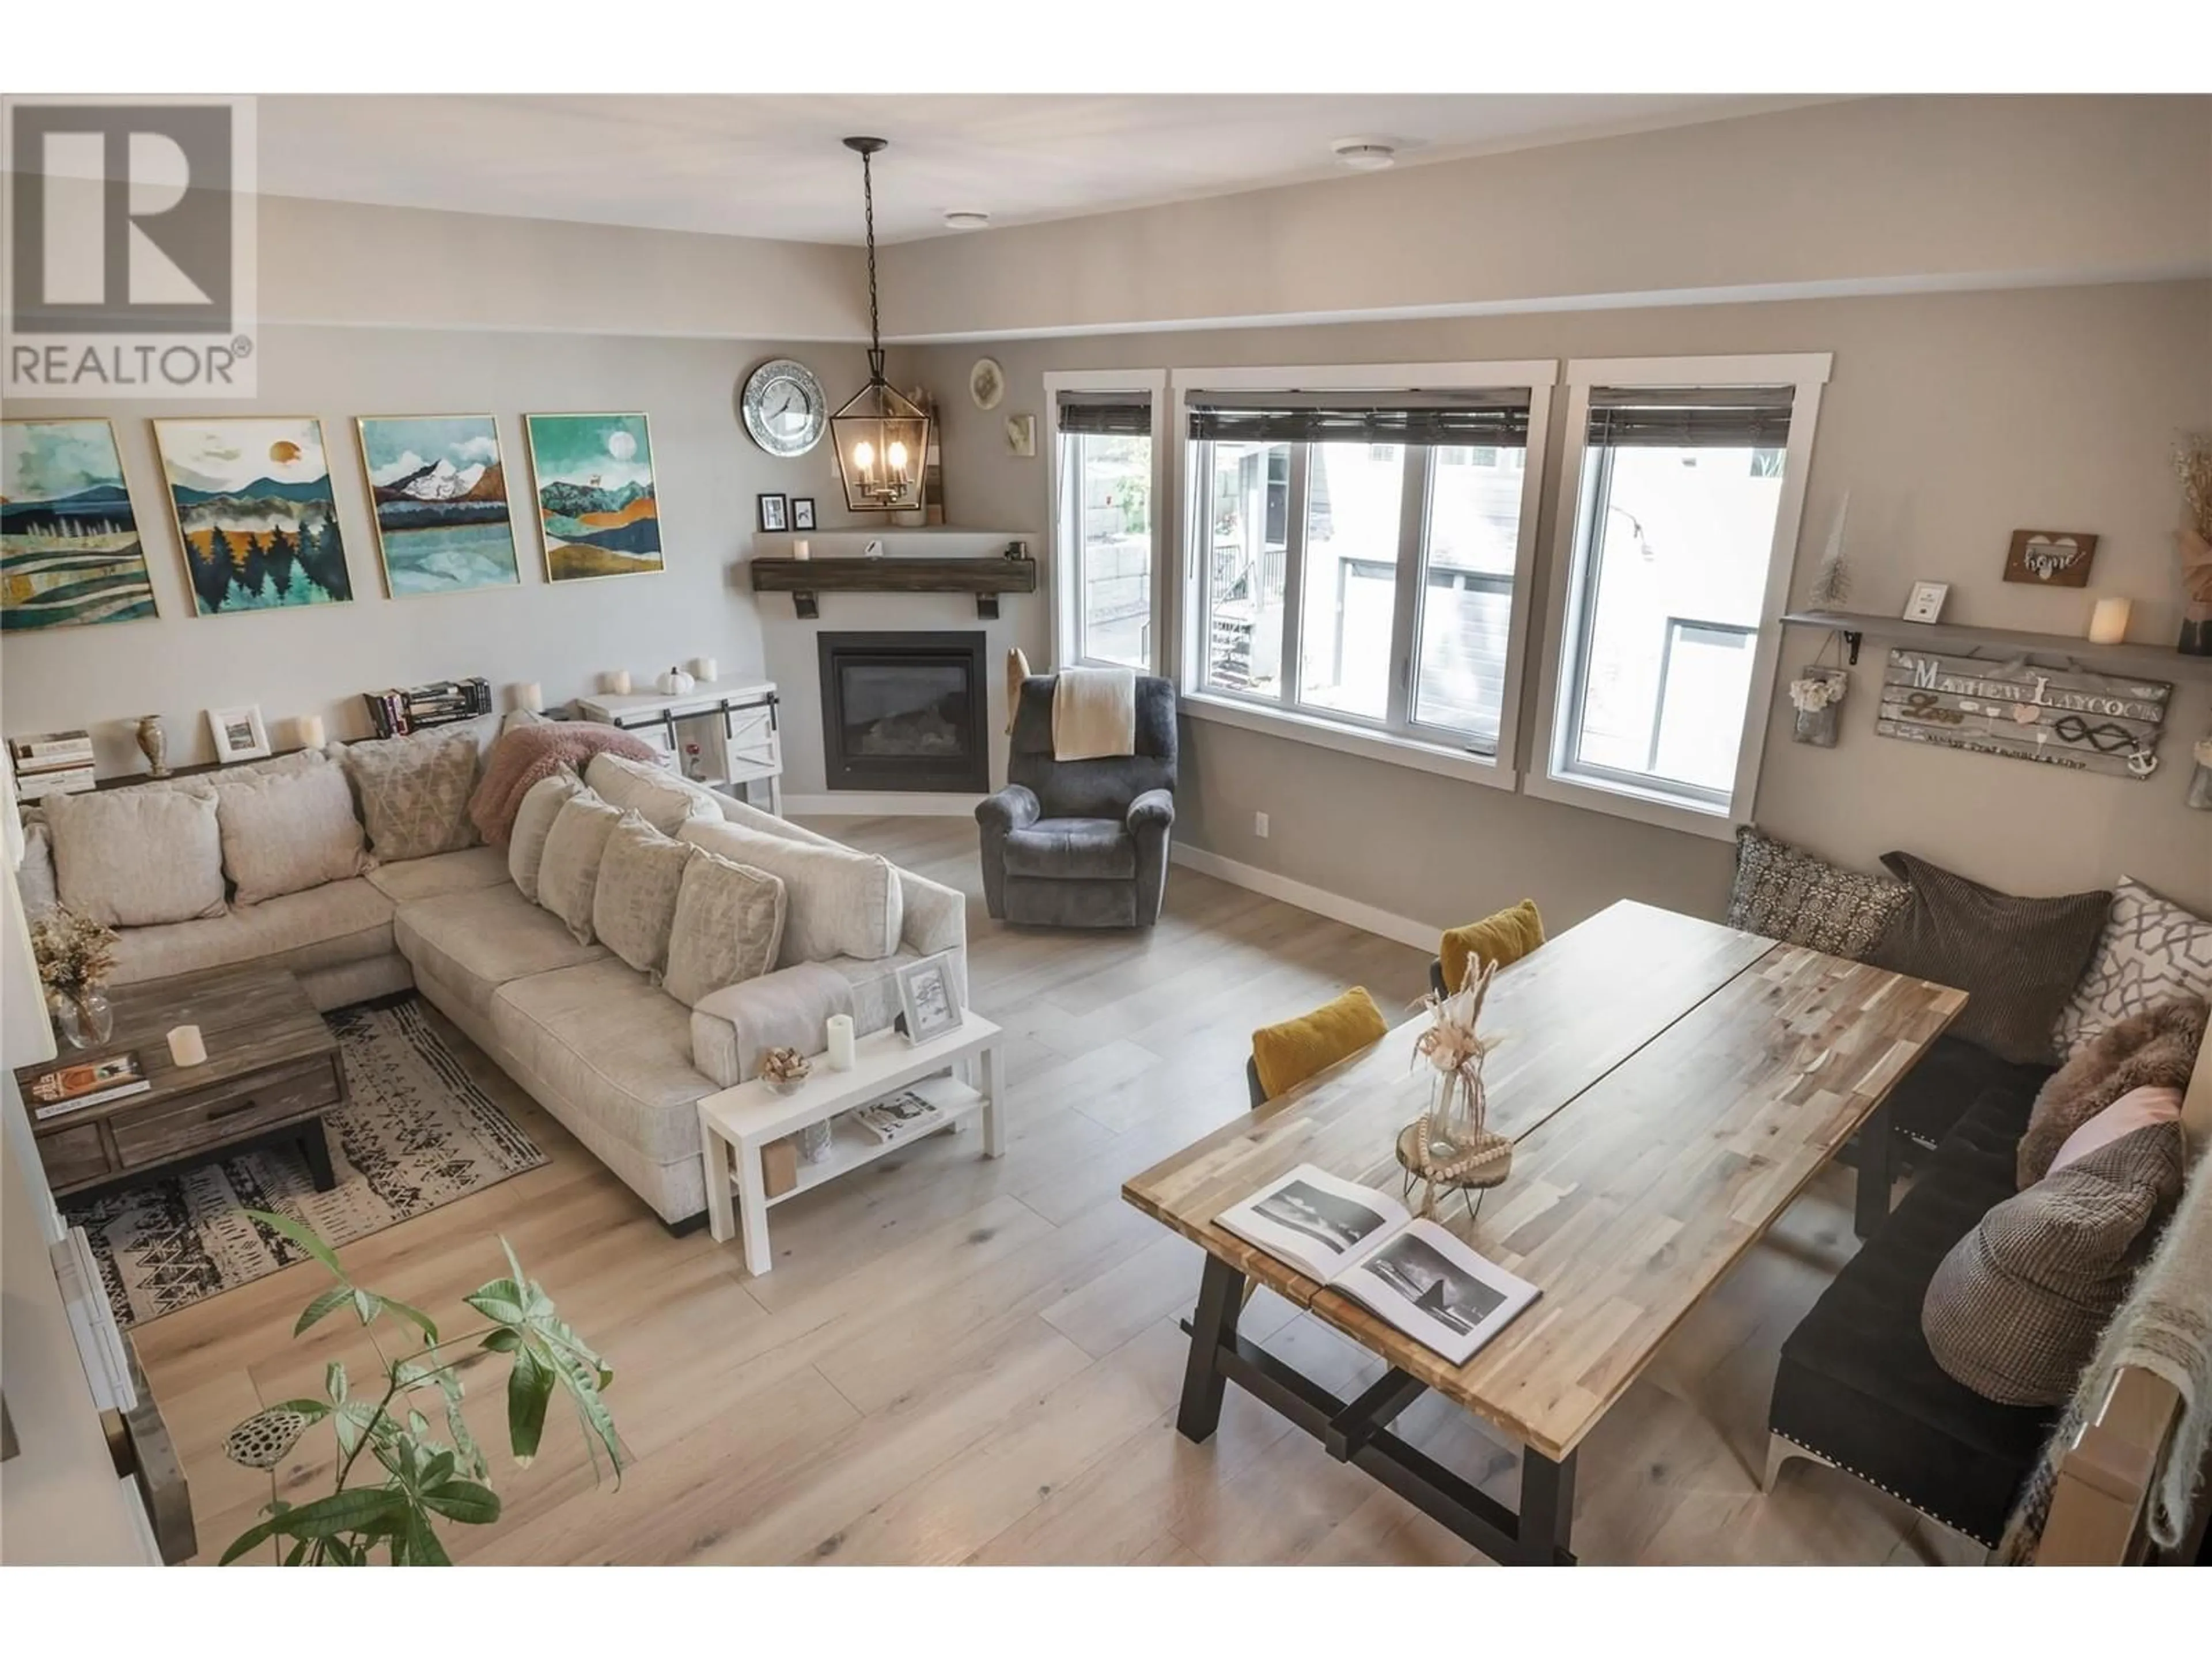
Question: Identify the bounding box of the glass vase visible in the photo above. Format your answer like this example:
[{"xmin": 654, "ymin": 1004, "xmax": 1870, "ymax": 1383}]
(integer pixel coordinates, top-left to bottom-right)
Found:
[
  {"xmin": 1424, "ymin": 1060, "xmax": 1489, "ymax": 1161},
  {"xmin": 51, "ymin": 988, "xmax": 115, "ymax": 1050}
]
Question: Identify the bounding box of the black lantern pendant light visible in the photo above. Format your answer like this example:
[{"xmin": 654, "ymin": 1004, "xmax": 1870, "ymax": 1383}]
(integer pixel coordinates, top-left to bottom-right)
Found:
[{"xmin": 831, "ymin": 137, "xmax": 930, "ymax": 515}]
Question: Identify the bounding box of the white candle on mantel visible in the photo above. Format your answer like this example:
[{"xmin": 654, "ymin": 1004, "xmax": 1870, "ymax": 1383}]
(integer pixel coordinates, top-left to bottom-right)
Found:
[
  {"xmin": 295, "ymin": 714, "xmax": 327, "ymax": 751},
  {"xmin": 2088, "ymin": 597, "xmax": 2132, "ymax": 645},
  {"xmin": 691, "ymin": 657, "xmax": 718, "ymax": 683},
  {"xmin": 825, "ymin": 1014, "xmax": 857, "ymax": 1072},
  {"xmin": 168, "ymin": 1024, "xmax": 207, "ymax": 1067},
  {"xmin": 515, "ymin": 681, "xmax": 544, "ymax": 714},
  {"xmin": 605, "ymin": 669, "xmax": 632, "ymax": 696},
  {"xmin": 791, "ymin": 537, "xmax": 810, "ymax": 562}
]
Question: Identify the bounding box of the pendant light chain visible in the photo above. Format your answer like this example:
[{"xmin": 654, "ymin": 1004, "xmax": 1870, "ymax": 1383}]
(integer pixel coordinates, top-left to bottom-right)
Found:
[{"xmin": 862, "ymin": 148, "xmax": 884, "ymax": 381}]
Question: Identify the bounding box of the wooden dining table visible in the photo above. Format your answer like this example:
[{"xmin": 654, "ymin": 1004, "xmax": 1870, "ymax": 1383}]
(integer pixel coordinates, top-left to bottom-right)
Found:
[{"xmin": 1122, "ymin": 900, "xmax": 1965, "ymax": 1566}]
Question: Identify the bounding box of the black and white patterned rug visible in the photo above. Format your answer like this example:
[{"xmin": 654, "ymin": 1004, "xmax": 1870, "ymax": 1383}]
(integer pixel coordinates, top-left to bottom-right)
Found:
[{"xmin": 62, "ymin": 997, "xmax": 547, "ymax": 1330}]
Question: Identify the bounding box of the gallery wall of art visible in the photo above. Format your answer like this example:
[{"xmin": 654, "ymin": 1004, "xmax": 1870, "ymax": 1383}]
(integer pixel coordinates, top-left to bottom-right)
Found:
[{"xmin": 2, "ymin": 323, "xmax": 884, "ymax": 774}]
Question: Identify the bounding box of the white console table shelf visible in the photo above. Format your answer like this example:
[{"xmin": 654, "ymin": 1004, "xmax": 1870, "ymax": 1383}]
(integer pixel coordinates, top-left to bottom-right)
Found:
[{"xmin": 576, "ymin": 679, "xmax": 783, "ymax": 815}]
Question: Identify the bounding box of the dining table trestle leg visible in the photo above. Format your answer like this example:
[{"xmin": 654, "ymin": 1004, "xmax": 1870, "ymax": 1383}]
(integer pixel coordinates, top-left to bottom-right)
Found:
[
  {"xmin": 1853, "ymin": 1099, "xmax": 1895, "ymax": 1240},
  {"xmin": 1175, "ymin": 1253, "xmax": 1247, "ymax": 1443}
]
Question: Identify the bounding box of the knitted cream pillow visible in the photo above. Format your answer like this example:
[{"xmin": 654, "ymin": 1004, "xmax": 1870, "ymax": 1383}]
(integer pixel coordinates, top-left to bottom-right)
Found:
[
  {"xmin": 591, "ymin": 813, "xmax": 695, "ymax": 979},
  {"xmin": 507, "ymin": 771, "xmax": 582, "ymax": 902},
  {"xmin": 534, "ymin": 791, "xmax": 624, "ymax": 945},
  {"xmin": 662, "ymin": 849, "xmax": 787, "ymax": 1008}
]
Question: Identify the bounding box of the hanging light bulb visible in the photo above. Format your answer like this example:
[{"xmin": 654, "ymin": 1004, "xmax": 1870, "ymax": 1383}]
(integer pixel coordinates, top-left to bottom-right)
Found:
[{"xmin": 829, "ymin": 137, "xmax": 931, "ymax": 514}]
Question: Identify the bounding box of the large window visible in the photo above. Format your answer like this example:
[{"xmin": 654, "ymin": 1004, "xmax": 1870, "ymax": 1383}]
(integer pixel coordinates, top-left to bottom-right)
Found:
[
  {"xmin": 1047, "ymin": 376, "xmax": 1165, "ymax": 671},
  {"xmin": 1180, "ymin": 371, "xmax": 1552, "ymax": 777},
  {"xmin": 1532, "ymin": 357, "xmax": 1830, "ymax": 833}
]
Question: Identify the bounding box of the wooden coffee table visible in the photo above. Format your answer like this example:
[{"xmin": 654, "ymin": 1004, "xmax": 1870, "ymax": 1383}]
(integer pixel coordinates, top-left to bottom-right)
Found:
[
  {"xmin": 1124, "ymin": 901, "xmax": 1965, "ymax": 1566},
  {"xmin": 20, "ymin": 962, "xmax": 347, "ymax": 1200}
]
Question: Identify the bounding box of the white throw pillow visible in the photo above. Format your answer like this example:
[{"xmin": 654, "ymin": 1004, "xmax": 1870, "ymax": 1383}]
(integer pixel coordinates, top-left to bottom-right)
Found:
[
  {"xmin": 662, "ymin": 849, "xmax": 787, "ymax": 1007},
  {"xmin": 535, "ymin": 790, "xmax": 624, "ymax": 944},
  {"xmin": 583, "ymin": 751, "xmax": 721, "ymax": 836},
  {"xmin": 213, "ymin": 754, "xmax": 370, "ymax": 906},
  {"xmin": 508, "ymin": 771, "xmax": 583, "ymax": 902},
  {"xmin": 677, "ymin": 817, "xmax": 901, "ymax": 965},
  {"xmin": 43, "ymin": 785, "xmax": 226, "ymax": 926},
  {"xmin": 2051, "ymin": 876, "xmax": 2212, "ymax": 1059},
  {"xmin": 592, "ymin": 813, "xmax": 695, "ymax": 979}
]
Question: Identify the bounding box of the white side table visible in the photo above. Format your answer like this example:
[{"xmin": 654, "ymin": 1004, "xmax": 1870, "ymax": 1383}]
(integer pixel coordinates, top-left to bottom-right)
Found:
[{"xmin": 697, "ymin": 1011, "xmax": 1005, "ymax": 1276}]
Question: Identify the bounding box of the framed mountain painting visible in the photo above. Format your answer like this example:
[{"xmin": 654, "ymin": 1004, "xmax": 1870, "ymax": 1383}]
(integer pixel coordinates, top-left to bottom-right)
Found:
[
  {"xmin": 355, "ymin": 414, "xmax": 520, "ymax": 597},
  {"xmin": 524, "ymin": 412, "xmax": 664, "ymax": 582},
  {"xmin": 2, "ymin": 418, "xmax": 160, "ymax": 631},
  {"xmin": 154, "ymin": 416, "xmax": 353, "ymax": 614}
]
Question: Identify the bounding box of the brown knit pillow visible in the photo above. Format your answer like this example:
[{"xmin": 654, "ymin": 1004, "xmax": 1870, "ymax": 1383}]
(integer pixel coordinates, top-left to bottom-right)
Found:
[
  {"xmin": 1923, "ymin": 1123, "xmax": 2184, "ymax": 1406},
  {"xmin": 2014, "ymin": 997, "xmax": 2206, "ymax": 1188},
  {"xmin": 1866, "ymin": 851, "xmax": 2110, "ymax": 1064}
]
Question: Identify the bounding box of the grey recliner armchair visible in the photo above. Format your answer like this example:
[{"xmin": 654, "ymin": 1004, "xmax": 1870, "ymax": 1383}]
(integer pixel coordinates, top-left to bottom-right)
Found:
[{"xmin": 975, "ymin": 674, "xmax": 1179, "ymax": 928}]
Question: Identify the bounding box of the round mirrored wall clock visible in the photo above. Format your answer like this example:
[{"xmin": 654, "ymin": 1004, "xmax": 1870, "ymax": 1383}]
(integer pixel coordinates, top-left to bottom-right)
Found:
[{"xmin": 740, "ymin": 358, "xmax": 828, "ymax": 457}]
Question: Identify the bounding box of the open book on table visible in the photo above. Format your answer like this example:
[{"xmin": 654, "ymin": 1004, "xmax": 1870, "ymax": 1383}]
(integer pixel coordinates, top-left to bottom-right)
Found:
[{"xmin": 1215, "ymin": 1164, "xmax": 1539, "ymax": 1366}]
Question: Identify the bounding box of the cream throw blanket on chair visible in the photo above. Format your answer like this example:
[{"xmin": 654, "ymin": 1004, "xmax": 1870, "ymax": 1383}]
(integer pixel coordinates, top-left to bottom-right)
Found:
[{"xmin": 1052, "ymin": 665, "xmax": 1137, "ymax": 761}]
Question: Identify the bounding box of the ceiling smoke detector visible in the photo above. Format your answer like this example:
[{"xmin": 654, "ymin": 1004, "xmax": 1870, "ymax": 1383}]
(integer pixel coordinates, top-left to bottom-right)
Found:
[
  {"xmin": 1330, "ymin": 138, "xmax": 1396, "ymax": 172},
  {"xmin": 942, "ymin": 210, "xmax": 991, "ymax": 230}
]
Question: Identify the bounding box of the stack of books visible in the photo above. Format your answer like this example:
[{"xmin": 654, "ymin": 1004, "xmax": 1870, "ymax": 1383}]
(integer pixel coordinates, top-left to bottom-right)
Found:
[
  {"xmin": 362, "ymin": 676, "xmax": 493, "ymax": 738},
  {"xmin": 25, "ymin": 1052, "xmax": 151, "ymax": 1120},
  {"xmin": 9, "ymin": 730, "xmax": 96, "ymax": 801}
]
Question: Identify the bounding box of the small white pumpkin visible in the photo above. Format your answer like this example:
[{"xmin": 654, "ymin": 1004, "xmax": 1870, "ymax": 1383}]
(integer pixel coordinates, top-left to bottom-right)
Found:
[{"xmin": 657, "ymin": 667, "xmax": 695, "ymax": 696}]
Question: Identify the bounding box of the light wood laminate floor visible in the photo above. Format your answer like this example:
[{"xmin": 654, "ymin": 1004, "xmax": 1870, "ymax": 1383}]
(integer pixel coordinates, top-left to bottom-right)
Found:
[{"xmin": 134, "ymin": 819, "xmax": 1974, "ymax": 1566}]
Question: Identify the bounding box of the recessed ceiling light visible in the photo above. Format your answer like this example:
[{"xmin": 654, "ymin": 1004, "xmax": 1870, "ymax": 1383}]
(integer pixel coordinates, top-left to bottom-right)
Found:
[
  {"xmin": 942, "ymin": 210, "xmax": 991, "ymax": 230},
  {"xmin": 1330, "ymin": 137, "xmax": 1396, "ymax": 172}
]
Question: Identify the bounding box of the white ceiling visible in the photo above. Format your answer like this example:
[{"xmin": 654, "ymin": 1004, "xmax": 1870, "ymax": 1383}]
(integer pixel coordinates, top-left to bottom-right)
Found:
[{"xmin": 256, "ymin": 94, "xmax": 1812, "ymax": 245}]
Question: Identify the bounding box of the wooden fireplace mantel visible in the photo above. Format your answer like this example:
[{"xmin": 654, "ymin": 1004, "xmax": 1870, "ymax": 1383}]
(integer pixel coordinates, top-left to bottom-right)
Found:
[{"xmin": 749, "ymin": 555, "xmax": 1039, "ymax": 619}]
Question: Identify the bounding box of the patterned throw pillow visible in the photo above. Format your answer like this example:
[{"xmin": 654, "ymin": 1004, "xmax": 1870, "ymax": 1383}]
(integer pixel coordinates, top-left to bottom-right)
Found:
[
  {"xmin": 341, "ymin": 726, "xmax": 482, "ymax": 861},
  {"xmin": 2050, "ymin": 877, "xmax": 2212, "ymax": 1061},
  {"xmin": 662, "ymin": 848, "xmax": 788, "ymax": 1008},
  {"xmin": 1725, "ymin": 825, "xmax": 1908, "ymax": 960},
  {"xmin": 591, "ymin": 813, "xmax": 695, "ymax": 979},
  {"xmin": 507, "ymin": 771, "xmax": 582, "ymax": 902},
  {"xmin": 535, "ymin": 791, "xmax": 624, "ymax": 945}
]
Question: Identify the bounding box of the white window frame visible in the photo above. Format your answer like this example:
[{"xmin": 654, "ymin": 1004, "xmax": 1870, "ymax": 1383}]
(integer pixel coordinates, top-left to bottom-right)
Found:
[
  {"xmin": 1042, "ymin": 369, "xmax": 1171, "ymax": 673},
  {"xmin": 1168, "ymin": 361, "xmax": 1558, "ymax": 792},
  {"xmin": 1524, "ymin": 352, "xmax": 1832, "ymax": 840}
]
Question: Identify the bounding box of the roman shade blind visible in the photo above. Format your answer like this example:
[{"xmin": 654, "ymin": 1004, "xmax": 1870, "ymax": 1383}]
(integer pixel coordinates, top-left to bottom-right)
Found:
[
  {"xmin": 1186, "ymin": 390, "xmax": 1532, "ymax": 448},
  {"xmin": 1055, "ymin": 392, "xmax": 1153, "ymax": 437},
  {"xmin": 1585, "ymin": 386, "xmax": 1795, "ymax": 448}
]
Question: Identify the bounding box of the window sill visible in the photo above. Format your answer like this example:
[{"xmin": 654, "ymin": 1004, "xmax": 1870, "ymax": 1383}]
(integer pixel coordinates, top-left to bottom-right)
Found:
[
  {"xmin": 1520, "ymin": 764, "xmax": 1740, "ymax": 841},
  {"xmin": 1178, "ymin": 691, "xmax": 1516, "ymax": 791}
]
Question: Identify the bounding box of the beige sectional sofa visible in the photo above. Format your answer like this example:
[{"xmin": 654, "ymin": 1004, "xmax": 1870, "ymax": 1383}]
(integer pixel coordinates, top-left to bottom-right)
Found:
[{"xmin": 20, "ymin": 724, "xmax": 965, "ymax": 1227}]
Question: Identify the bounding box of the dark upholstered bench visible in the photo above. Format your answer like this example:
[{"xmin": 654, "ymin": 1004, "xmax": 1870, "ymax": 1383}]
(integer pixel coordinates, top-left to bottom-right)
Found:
[{"xmin": 1767, "ymin": 1040, "xmax": 2060, "ymax": 1548}]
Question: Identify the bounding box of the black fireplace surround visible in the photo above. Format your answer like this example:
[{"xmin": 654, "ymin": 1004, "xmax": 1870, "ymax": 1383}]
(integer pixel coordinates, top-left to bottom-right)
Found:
[{"xmin": 817, "ymin": 631, "xmax": 990, "ymax": 793}]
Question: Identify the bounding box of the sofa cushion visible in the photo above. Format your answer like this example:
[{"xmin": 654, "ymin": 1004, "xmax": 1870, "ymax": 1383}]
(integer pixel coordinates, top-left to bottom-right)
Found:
[
  {"xmin": 583, "ymin": 751, "xmax": 720, "ymax": 836},
  {"xmin": 490, "ymin": 957, "xmax": 715, "ymax": 1165},
  {"xmin": 2051, "ymin": 877, "xmax": 2212, "ymax": 1062},
  {"xmin": 1883, "ymin": 1033, "xmax": 2053, "ymax": 1154},
  {"xmin": 662, "ymin": 847, "xmax": 786, "ymax": 1008},
  {"xmin": 1001, "ymin": 817, "xmax": 1137, "ymax": 882},
  {"xmin": 42, "ymin": 785, "xmax": 226, "ymax": 927},
  {"xmin": 16, "ymin": 818, "xmax": 58, "ymax": 918},
  {"xmin": 536, "ymin": 791, "xmax": 624, "ymax": 945},
  {"xmin": 690, "ymin": 961, "xmax": 857, "ymax": 1088},
  {"xmin": 109, "ymin": 877, "xmax": 395, "ymax": 987},
  {"xmin": 678, "ymin": 817, "xmax": 900, "ymax": 966},
  {"xmin": 507, "ymin": 771, "xmax": 582, "ymax": 903},
  {"xmin": 212, "ymin": 753, "xmax": 370, "ymax": 906},
  {"xmin": 362, "ymin": 845, "xmax": 510, "ymax": 904},
  {"xmin": 592, "ymin": 814, "xmax": 694, "ymax": 980},
  {"xmin": 1923, "ymin": 1123, "xmax": 2184, "ymax": 1406},
  {"xmin": 340, "ymin": 724, "xmax": 483, "ymax": 861},
  {"xmin": 393, "ymin": 883, "xmax": 608, "ymax": 1018},
  {"xmin": 1866, "ymin": 851, "xmax": 2111, "ymax": 1065},
  {"xmin": 1727, "ymin": 824, "xmax": 1907, "ymax": 961}
]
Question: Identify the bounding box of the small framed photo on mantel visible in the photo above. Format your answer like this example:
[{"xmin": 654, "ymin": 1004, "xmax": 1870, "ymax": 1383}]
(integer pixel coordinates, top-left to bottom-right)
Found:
[
  {"xmin": 895, "ymin": 952, "xmax": 964, "ymax": 1045},
  {"xmin": 207, "ymin": 704, "xmax": 271, "ymax": 764},
  {"xmin": 1902, "ymin": 581, "xmax": 1950, "ymax": 624},
  {"xmin": 791, "ymin": 497, "xmax": 816, "ymax": 531},
  {"xmin": 757, "ymin": 493, "xmax": 788, "ymax": 533}
]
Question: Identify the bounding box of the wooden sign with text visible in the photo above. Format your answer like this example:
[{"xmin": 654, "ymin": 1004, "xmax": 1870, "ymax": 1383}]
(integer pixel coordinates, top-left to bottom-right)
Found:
[{"xmin": 1876, "ymin": 648, "xmax": 2170, "ymax": 780}]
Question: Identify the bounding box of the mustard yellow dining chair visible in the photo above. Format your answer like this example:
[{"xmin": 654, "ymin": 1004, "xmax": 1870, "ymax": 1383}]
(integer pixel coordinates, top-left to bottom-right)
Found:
[
  {"xmin": 1431, "ymin": 899, "xmax": 1545, "ymax": 997},
  {"xmin": 1246, "ymin": 986, "xmax": 1390, "ymax": 1109}
]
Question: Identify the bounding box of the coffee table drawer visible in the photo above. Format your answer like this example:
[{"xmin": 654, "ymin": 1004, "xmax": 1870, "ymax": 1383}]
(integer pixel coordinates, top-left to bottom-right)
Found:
[
  {"xmin": 39, "ymin": 1122, "xmax": 115, "ymax": 1190},
  {"xmin": 112, "ymin": 1059, "xmax": 340, "ymax": 1169}
]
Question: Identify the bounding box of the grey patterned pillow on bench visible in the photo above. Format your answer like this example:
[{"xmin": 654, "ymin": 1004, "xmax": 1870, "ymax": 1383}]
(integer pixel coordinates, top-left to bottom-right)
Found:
[{"xmin": 1726, "ymin": 824, "xmax": 1907, "ymax": 961}]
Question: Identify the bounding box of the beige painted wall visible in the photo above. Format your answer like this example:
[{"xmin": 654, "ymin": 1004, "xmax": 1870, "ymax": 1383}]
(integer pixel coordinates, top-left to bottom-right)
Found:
[
  {"xmin": 909, "ymin": 279, "xmax": 2212, "ymax": 931},
  {"xmin": 1, "ymin": 323, "xmax": 881, "ymax": 772},
  {"xmin": 883, "ymin": 97, "xmax": 2212, "ymax": 339}
]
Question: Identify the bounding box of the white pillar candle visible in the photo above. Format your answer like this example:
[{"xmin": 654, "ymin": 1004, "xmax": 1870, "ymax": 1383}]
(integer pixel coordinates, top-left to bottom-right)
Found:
[
  {"xmin": 295, "ymin": 714, "xmax": 327, "ymax": 751},
  {"xmin": 2086, "ymin": 597, "xmax": 2131, "ymax": 645},
  {"xmin": 691, "ymin": 657, "xmax": 718, "ymax": 683},
  {"xmin": 515, "ymin": 681, "xmax": 544, "ymax": 713},
  {"xmin": 604, "ymin": 669, "xmax": 632, "ymax": 696},
  {"xmin": 167, "ymin": 1024, "xmax": 207, "ymax": 1067},
  {"xmin": 825, "ymin": 1014, "xmax": 857, "ymax": 1072},
  {"xmin": 791, "ymin": 538, "xmax": 810, "ymax": 561}
]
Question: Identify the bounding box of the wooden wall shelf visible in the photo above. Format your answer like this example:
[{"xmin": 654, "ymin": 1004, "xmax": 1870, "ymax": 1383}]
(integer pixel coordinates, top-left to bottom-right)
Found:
[
  {"xmin": 1781, "ymin": 608, "xmax": 2212, "ymax": 684},
  {"xmin": 750, "ymin": 556, "xmax": 1039, "ymax": 619}
]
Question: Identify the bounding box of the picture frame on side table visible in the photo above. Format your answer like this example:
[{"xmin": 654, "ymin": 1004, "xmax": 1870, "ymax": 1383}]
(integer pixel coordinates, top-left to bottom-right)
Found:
[
  {"xmin": 1902, "ymin": 581, "xmax": 1950, "ymax": 624},
  {"xmin": 207, "ymin": 704, "xmax": 271, "ymax": 763},
  {"xmin": 757, "ymin": 493, "xmax": 789, "ymax": 533},
  {"xmin": 791, "ymin": 496, "xmax": 816, "ymax": 531},
  {"xmin": 895, "ymin": 952, "xmax": 963, "ymax": 1044}
]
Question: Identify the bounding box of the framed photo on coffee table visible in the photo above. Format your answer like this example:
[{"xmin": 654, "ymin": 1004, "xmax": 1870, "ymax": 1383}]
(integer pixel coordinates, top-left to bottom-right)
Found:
[{"xmin": 895, "ymin": 952, "xmax": 963, "ymax": 1044}]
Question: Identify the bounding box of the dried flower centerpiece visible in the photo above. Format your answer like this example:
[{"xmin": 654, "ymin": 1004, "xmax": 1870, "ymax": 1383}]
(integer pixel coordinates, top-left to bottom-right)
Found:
[
  {"xmin": 1397, "ymin": 958, "xmax": 1512, "ymax": 1217},
  {"xmin": 30, "ymin": 906, "xmax": 119, "ymax": 1048},
  {"xmin": 758, "ymin": 1046, "xmax": 812, "ymax": 1096},
  {"xmin": 2176, "ymin": 432, "xmax": 2212, "ymax": 656}
]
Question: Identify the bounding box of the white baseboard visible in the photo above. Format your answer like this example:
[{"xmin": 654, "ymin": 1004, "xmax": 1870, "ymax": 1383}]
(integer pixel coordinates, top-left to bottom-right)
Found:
[
  {"xmin": 782, "ymin": 791, "xmax": 986, "ymax": 818},
  {"xmin": 1169, "ymin": 843, "xmax": 1437, "ymax": 953}
]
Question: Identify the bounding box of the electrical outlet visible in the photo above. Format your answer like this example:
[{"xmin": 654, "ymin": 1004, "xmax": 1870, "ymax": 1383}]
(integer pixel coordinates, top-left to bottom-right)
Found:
[{"xmin": 1253, "ymin": 811, "xmax": 1270, "ymax": 839}]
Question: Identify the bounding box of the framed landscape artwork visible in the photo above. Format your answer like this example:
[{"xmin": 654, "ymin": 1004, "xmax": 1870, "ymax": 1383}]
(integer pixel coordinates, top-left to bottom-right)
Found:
[
  {"xmin": 355, "ymin": 415, "xmax": 520, "ymax": 597},
  {"xmin": 524, "ymin": 412, "xmax": 664, "ymax": 582},
  {"xmin": 2, "ymin": 418, "xmax": 160, "ymax": 631},
  {"xmin": 154, "ymin": 416, "xmax": 353, "ymax": 614}
]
